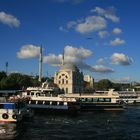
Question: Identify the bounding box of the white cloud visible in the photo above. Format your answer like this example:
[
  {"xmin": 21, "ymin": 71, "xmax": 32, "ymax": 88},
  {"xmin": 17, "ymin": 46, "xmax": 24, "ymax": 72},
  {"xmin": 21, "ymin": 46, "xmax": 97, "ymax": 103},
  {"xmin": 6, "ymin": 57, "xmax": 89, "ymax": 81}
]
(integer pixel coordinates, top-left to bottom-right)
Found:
[
  {"xmin": 43, "ymin": 45, "xmax": 114, "ymax": 73},
  {"xmin": 0, "ymin": 11, "xmax": 20, "ymax": 27},
  {"xmin": 67, "ymin": 21, "xmax": 77, "ymax": 29},
  {"xmin": 76, "ymin": 16, "xmax": 107, "ymax": 34},
  {"xmin": 111, "ymin": 53, "xmax": 133, "ymax": 65},
  {"xmin": 112, "ymin": 27, "xmax": 122, "ymax": 34},
  {"xmin": 43, "ymin": 54, "xmax": 62, "ymax": 66},
  {"xmin": 92, "ymin": 65, "xmax": 114, "ymax": 73},
  {"xmin": 98, "ymin": 31, "xmax": 109, "ymax": 38},
  {"xmin": 96, "ymin": 58, "xmax": 105, "ymax": 65},
  {"xmin": 17, "ymin": 44, "xmax": 40, "ymax": 59},
  {"xmin": 91, "ymin": 6, "xmax": 119, "ymax": 23},
  {"xmin": 110, "ymin": 38, "xmax": 125, "ymax": 46},
  {"xmin": 43, "ymin": 45, "xmax": 92, "ymax": 66},
  {"xmin": 113, "ymin": 77, "xmax": 131, "ymax": 83}
]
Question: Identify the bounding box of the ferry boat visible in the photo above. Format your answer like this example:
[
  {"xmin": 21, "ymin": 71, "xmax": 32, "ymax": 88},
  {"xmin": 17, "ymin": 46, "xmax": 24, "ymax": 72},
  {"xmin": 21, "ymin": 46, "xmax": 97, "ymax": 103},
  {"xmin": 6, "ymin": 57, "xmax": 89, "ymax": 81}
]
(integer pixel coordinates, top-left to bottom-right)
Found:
[
  {"xmin": 22, "ymin": 86, "xmax": 80, "ymax": 114},
  {"xmin": 64, "ymin": 89, "xmax": 124, "ymax": 111},
  {"xmin": 118, "ymin": 90, "xmax": 140, "ymax": 105}
]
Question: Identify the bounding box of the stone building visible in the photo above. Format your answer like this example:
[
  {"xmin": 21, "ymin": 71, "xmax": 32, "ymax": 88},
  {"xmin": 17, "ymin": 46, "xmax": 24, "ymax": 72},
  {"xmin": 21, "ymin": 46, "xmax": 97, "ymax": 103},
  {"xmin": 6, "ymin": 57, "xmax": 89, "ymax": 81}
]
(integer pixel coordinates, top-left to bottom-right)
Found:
[
  {"xmin": 84, "ymin": 75, "xmax": 94, "ymax": 89},
  {"xmin": 54, "ymin": 63, "xmax": 84, "ymax": 94}
]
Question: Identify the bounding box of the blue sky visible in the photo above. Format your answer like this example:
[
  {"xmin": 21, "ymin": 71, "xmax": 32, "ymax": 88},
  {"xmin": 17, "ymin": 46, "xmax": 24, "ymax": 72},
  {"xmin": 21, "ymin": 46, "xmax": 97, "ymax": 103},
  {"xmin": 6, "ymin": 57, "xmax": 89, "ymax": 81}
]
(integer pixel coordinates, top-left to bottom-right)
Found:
[{"xmin": 0, "ymin": 0, "xmax": 140, "ymax": 82}]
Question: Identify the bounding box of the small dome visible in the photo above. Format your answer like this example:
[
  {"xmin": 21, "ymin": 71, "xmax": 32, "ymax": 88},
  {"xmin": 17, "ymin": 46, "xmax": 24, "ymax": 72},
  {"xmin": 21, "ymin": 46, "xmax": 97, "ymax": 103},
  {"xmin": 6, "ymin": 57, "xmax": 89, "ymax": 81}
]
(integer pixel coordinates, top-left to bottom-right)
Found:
[{"xmin": 60, "ymin": 64, "xmax": 78, "ymax": 71}]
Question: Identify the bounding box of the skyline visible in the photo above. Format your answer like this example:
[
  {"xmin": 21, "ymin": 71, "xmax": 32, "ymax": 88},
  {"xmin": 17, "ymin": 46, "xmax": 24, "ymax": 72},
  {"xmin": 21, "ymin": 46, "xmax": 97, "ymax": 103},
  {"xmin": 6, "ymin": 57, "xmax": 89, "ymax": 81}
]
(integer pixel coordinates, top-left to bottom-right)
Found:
[{"xmin": 0, "ymin": 0, "xmax": 140, "ymax": 82}]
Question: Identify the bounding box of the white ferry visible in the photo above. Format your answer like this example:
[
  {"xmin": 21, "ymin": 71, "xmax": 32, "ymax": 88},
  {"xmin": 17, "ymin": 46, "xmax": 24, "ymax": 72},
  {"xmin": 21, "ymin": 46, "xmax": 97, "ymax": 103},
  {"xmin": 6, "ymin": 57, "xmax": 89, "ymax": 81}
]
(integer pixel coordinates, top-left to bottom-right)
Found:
[
  {"xmin": 118, "ymin": 90, "xmax": 140, "ymax": 105},
  {"xmin": 22, "ymin": 85, "xmax": 80, "ymax": 114},
  {"xmin": 64, "ymin": 89, "xmax": 124, "ymax": 111}
]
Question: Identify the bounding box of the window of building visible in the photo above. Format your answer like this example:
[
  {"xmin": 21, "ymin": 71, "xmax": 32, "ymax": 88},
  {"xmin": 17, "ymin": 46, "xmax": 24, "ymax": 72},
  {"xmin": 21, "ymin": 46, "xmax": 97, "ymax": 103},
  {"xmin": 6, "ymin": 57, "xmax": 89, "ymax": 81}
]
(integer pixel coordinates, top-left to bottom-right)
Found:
[
  {"xmin": 66, "ymin": 80, "xmax": 68, "ymax": 84},
  {"xmin": 62, "ymin": 79, "xmax": 64, "ymax": 84},
  {"xmin": 59, "ymin": 80, "xmax": 61, "ymax": 84},
  {"xmin": 66, "ymin": 88, "xmax": 68, "ymax": 93}
]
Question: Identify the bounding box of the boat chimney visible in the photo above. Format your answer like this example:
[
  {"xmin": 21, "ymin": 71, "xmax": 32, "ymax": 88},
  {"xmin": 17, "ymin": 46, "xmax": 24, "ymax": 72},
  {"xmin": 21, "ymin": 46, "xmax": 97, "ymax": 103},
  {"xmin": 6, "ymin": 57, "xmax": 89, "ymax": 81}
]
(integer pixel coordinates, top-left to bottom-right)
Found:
[{"xmin": 38, "ymin": 46, "xmax": 42, "ymax": 82}]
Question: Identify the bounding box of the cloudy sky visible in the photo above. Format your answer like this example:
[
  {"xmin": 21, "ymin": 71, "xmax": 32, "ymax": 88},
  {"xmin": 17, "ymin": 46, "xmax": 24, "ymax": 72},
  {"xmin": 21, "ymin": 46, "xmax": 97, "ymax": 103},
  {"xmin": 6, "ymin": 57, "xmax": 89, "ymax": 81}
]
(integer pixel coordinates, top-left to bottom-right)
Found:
[{"xmin": 0, "ymin": 0, "xmax": 140, "ymax": 82}]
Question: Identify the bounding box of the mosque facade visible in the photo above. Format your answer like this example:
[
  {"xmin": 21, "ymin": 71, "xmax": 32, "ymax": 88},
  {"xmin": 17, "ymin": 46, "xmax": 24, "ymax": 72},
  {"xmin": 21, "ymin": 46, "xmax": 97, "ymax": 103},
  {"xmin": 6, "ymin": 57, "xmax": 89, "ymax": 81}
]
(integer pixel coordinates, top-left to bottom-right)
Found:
[{"xmin": 54, "ymin": 63, "xmax": 84, "ymax": 94}]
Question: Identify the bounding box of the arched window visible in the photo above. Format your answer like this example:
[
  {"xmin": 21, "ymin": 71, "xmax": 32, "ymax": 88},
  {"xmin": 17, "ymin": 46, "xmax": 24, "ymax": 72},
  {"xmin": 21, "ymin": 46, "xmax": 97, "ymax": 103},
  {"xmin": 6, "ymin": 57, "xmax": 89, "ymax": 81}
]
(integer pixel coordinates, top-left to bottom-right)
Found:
[
  {"xmin": 62, "ymin": 79, "xmax": 64, "ymax": 84},
  {"xmin": 66, "ymin": 88, "xmax": 68, "ymax": 93},
  {"xmin": 66, "ymin": 80, "xmax": 68, "ymax": 84}
]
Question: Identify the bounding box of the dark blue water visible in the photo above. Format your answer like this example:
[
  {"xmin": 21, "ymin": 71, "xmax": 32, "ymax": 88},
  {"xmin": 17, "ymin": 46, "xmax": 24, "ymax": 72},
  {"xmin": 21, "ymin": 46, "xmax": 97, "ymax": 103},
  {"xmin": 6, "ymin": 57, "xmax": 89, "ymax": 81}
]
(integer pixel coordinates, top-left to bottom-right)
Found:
[{"xmin": 1, "ymin": 106, "xmax": 140, "ymax": 140}]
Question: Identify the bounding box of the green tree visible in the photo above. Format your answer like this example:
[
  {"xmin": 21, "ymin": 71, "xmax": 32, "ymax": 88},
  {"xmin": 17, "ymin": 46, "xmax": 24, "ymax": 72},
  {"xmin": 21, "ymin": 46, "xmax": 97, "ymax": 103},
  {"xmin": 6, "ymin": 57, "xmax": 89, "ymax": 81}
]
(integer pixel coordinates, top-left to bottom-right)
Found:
[
  {"xmin": 0, "ymin": 71, "xmax": 7, "ymax": 81},
  {"xmin": 0, "ymin": 72, "xmax": 40, "ymax": 90},
  {"xmin": 96, "ymin": 79, "xmax": 113, "ymax": 90}
]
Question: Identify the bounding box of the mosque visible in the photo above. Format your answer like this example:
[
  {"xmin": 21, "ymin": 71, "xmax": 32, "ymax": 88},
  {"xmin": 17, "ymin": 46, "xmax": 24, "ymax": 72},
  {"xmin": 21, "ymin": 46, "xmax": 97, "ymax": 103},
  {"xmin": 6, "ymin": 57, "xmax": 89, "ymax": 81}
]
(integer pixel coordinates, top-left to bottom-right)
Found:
[{"xmin": 54, "ymin": 53, "xmax": 94, "ymax": 94}]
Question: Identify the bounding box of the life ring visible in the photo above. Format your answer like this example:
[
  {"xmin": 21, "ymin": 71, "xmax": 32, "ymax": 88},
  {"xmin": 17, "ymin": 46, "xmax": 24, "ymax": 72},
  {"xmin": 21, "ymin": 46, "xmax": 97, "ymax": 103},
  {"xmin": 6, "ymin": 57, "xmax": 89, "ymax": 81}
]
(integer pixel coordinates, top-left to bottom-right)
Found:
[
  {"xmin": 2, "ymin": 113, "xmax": 9, "ymax": 119},
  {"xmin": 12, "ymin": 114, "xmax": 17, "ymax": 119}
]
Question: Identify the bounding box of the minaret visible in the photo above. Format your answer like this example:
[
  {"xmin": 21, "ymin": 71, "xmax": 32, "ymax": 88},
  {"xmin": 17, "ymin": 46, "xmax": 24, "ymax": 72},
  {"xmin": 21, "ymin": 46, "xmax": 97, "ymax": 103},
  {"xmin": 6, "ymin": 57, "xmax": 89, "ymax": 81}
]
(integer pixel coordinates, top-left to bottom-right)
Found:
[
  {"xmin": 62, "ymin": 49, "xmax": 64, "ymax": 65},
  {"xmin": 38, "ymin": 46, "xmax": 42, "ymax": 82}
]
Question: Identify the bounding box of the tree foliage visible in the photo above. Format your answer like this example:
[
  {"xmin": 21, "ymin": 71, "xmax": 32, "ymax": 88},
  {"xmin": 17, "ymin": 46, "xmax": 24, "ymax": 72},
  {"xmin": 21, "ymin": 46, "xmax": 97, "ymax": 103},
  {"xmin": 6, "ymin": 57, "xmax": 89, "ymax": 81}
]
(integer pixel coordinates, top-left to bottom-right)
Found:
[
  {"xmin": 95, "ymin": 79, "xmax": 113, "ymax": 90},
  {"xmin": 0, "ymin": 71, "xmax": 7, "ymax": 81},
  {"xmin": 0, "ymin": 72, "xmax": 40, "ymax": 90}
]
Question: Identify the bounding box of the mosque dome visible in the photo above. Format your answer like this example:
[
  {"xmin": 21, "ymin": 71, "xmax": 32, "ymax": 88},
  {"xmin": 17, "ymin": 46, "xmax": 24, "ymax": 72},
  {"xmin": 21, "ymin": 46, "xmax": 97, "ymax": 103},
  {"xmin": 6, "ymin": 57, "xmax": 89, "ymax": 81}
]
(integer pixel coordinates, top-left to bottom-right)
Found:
[{"xmin": 60, "ymin": 63, "xmax": 79, "ymax": 71}]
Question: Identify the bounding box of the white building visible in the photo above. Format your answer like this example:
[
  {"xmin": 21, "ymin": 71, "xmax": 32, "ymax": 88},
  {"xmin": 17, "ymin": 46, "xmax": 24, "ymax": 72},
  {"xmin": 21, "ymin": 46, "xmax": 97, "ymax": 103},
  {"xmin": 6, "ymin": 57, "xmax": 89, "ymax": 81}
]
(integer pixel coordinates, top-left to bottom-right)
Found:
[
  {"xmin": 54, "ymin": 64, "xmax": 84, "ymax": 94},
  {"xmin": 84, "ymin": 75, "xmax": 94, "ymax": 89}
]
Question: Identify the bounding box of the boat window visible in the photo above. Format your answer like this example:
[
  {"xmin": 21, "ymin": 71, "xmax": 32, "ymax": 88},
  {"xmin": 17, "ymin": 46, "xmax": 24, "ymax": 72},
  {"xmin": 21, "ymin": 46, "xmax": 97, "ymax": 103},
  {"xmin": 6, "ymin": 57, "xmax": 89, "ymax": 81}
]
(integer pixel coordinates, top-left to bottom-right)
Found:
[
  {"xmin": 38, "ymin": 101, "xmax": 43, "ymax": 104},
  {"xmin": 98, "ymin": 98, "xmax": 104, "ymax": 102},
  {"xmin": 0, "ymin": 104, "xmax": 4, "ymax": 109},
  {"xmin": 31, "ymin": 92, "xmax": 34, "ymax": 96},
  {"xmin": 59, "ymin": 102, "xmax": 64, "ymax": 105},
  {"xmin": 93, "ymin": 98, "xmax": 98, "ymax": 102},
  {"xmin": 36, "ymin": 92, "xmax": 40, "ymax": 96},
  {"xmin": 40, "ymin": 93, "xmax": 45, "ymax": 97},
  {"xmin": 81, "ymin": 98, "xmax": 86, "ymax": 102},
  {"xmin": 87, "ymin": 98, "xmax": 93, "ymax": 102},
  {"xmin": 52, "ymin": 101, "xmax": 57, "ymax": 105},
  {"xmin": 45, "ymin": 101, "xmax": 50, "ymax": 105},
  {"xmin": 45, "ymin": 93, "xmax": 51, "ymax": 97},
  {"xmin": 31, "ymin": 100, "xmax": 36, "ymax": 104},
  {"xmin": 104, "ymin": 98, "xmax": 111, "ymax": 102}
]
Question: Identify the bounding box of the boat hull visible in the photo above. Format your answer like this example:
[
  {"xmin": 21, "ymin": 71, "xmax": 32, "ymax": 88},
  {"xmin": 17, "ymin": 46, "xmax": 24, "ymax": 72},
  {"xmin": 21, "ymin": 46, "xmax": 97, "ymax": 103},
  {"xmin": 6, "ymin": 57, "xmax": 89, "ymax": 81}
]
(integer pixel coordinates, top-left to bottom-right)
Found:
[{"xmin": 80, "ymin": 103, "xmax": 124, "ymax": 112}]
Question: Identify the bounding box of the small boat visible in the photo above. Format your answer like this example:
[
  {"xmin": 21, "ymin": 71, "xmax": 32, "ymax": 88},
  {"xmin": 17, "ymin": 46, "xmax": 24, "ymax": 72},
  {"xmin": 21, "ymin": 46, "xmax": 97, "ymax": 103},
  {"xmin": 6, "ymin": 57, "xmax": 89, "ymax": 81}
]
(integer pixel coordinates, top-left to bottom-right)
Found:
[
  {"xmin": 0, "ymin": 100, "xmax": 25, "ymax": 123},
  {"xmin": 0, "ymin": 91, "xmax": 33, "ymax": 123}
]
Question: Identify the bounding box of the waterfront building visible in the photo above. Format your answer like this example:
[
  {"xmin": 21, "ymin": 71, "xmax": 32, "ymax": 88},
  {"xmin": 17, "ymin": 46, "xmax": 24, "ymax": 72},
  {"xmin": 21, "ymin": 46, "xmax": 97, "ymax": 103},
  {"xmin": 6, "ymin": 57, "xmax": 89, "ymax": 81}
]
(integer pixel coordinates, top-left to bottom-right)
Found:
[
  {"xmin": 84, "ymin": 75, "xmax": 94, "ymax": 88},
  {"xmin": 54, "ymin": 63, "xmax": 84, "ymax": 94}
]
